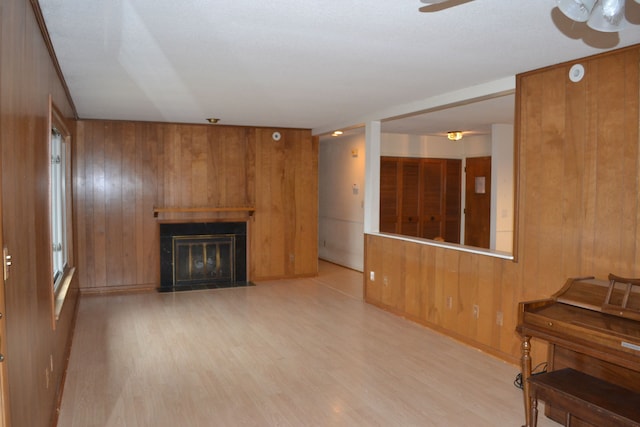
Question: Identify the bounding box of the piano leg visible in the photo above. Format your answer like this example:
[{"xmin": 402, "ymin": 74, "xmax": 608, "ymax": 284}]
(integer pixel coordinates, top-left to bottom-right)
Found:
[{"xmin": 521, "ymin": 335, "xmax": 533, "ymax": 427}]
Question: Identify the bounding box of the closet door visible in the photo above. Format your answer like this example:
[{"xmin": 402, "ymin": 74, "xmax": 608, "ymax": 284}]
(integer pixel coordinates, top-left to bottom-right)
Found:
[
  {"xmin": 400, "ymin": 159, "xmax": 420, "ymax": 237},
  {"xmin": 379, "ymin": 157, "xmax": 400, "ymax": 233},
  {"xmin": 379, "ymin": 156, "xmax": 462, "ymax": 242},
  {"xmin": 443, "ymin": 159, "xmax": 462, "ymax": 243},
  {"xmin": 420, "ymin": 159, "xmax": 461, "ymax": 242},
  {"xmin": 420, "ymin": 160, "xmax": 444, "ymax": 239}
]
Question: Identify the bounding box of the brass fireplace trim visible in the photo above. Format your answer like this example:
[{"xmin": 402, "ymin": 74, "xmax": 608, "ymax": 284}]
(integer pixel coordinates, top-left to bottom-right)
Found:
[{"xmin": 171, "ymin": 234, "xmax": 236, "ymax": 286}]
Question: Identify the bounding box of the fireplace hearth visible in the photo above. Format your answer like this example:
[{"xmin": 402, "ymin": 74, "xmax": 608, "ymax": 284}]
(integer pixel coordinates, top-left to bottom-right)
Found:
[{"xmin": 159, "ymin": 222, "xmax": 251, "ymax": 291}]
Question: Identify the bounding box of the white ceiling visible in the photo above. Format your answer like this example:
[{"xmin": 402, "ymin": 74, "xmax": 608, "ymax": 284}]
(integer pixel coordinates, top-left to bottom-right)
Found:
[
  {"xmin": 38, "ymin": 0, "xmax": 640, "ymax": 136},
  {"xmin": 381, "ymin": 92, "xmax": 515, "ymax": 137}
]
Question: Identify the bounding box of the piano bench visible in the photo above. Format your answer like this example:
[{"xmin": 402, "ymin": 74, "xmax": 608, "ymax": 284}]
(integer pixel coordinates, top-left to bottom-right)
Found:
[{"xmin": 527, "ymin": 368, "xmax": 640, "ymax": 427}]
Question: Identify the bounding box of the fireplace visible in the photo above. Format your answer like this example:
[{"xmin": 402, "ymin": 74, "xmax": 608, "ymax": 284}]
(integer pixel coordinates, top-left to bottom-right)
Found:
[
  {"xmin": 160, "ymin": 222, "xmax": 249, "ymax": 291},
  {"xmin": 173, "ymin": 234, "xmax": 235, "ymax": 285}
]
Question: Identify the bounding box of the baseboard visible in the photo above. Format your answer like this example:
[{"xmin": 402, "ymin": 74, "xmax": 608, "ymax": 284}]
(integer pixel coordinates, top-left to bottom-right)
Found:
[{"xmin": 79, "ymin": 283, "xmax": 157, "ymax": 296}]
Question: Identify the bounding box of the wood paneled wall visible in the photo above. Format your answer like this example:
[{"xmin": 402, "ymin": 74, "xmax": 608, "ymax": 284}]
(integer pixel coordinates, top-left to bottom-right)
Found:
[
  {"xmin": 365, "ymin": 45, "xmax": 640, "ymax": 364},
  {"xmin": 252, "ymin": 129, "xmax": 319, "ymax": 279},
  {"xmin": 0, "ymin": 1, "xmax": 79, "ymax": 426},
  {"xmin": 74, "ymin": 122, "xmax": 318, "ymax": 292}
]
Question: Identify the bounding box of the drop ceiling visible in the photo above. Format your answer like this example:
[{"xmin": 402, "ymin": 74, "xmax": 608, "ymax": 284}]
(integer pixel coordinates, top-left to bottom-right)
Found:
[{"xmin": 38, "ymin": 0, "xmax": 640, "ymax": 136}]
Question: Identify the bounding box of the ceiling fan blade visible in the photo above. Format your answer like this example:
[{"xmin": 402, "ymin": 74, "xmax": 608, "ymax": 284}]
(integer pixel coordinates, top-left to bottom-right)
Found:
[{"xmin": 419, "ymin": 0, "xmax": 474, "ymax": 12}]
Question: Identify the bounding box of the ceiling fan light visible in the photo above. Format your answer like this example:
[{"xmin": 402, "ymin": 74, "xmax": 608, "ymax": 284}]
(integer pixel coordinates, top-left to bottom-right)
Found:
[
  {"xmin": 557, "ymin": 0, "xmax": 597, "ymax": 22},
  {"xmin": 587, "ymin": 0, "xmax": 626, "ymax": 32}
]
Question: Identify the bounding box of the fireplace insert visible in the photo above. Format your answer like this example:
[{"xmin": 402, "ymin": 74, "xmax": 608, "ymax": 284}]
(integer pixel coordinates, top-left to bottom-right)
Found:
[{"xmin": 159, "ymin": 222, "xmax": 249, "ymax": 291}]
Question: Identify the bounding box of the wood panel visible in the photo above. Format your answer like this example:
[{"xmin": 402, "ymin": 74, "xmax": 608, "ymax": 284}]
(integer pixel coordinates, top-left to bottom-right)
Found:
[
  {"xmin": 75, "ymin": 122, "xmax": 317, "ymax": 291},
  {"xmin": 365, "ymin": 45, "xmax": 640, "ymax": 364},
  {"xmin": 0, "ymin": 1, "xmax": 79, "ymax": 426},
  {"xmin": 250, "ymin": 128, "xmax": 318, "ymax": 280}
]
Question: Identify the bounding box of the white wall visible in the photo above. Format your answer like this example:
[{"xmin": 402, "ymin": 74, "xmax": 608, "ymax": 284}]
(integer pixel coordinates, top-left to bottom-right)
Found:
[
  {"xmin": 381, "ymin": 132, "xmax": 490, "ymax": 158},
  {"xmin": 381, "ymin": 133, "xmax": 468, "ymax": 158},
  {"xmin": 491, "ymin": 124, "xmax": 514, "ymax": 253},
  {"xmin": 318, "ymin": 130, "xmax": 366, "ymax": 271}
]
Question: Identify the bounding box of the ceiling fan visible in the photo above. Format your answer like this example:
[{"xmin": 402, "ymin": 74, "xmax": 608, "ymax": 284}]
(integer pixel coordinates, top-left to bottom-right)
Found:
[{"xmin": 419, "ymin": 0, "xmax": 474, "ymax": 12}]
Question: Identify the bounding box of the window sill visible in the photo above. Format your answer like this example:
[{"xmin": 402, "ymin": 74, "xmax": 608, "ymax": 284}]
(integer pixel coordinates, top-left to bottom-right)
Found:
[
  {"xmin": 368, "ymin": 232, "xmax": 515, "ymax": 260},
  {"xmin": 54, "ymin": 266, "xmax": 75, "ymax": 321}
]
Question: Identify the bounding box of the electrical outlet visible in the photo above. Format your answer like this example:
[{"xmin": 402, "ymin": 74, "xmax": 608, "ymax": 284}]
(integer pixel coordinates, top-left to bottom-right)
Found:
[
  {"xmin": 496, "ymin": 311, "xmax": 503, "ymax": 326},
  {"xmin": 446, "ymin": 296, "xmax": 453, "ymax": 309},
  {"xmin": 369, "ymin": 271, "xmax": 375, "ymax": 281},
  {"xmin": 472, "ymin": 304, "xmax": 479, "ymax": 319}
]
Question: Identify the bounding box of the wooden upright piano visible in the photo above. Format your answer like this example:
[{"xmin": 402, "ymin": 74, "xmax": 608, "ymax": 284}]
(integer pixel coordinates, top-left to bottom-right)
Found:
[{"xmin": 517, "ymin": 274, "xmax": 640, "ymax": 427}]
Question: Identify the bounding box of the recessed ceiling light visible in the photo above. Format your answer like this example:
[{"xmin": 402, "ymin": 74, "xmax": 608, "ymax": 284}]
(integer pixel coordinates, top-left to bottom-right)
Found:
[
  {"xmin": 332, "ymin": 130, "xmax": 343, "ymax": 137},
  {"xmin": 206, "ymin": 118, "xmax": 220, "ymax": 124}
]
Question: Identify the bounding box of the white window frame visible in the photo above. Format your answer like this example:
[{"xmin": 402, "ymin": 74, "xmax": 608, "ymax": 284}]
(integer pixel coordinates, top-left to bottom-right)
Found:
[
  {"xmin": 51, "ymin": 127, "xmax": 67, "ymax": 288},
  {"xmin": 49, "ymin": 98, "xmax": 75, "ymax": 327}
]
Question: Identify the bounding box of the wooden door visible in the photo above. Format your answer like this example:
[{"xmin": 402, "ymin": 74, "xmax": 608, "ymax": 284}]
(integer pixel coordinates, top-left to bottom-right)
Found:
[
  {"xmin": 421, "ymin": 159, "xmax": 461, "ymax": 242},
  {"xmin": 380, "ymin": 157, "xmax": 461, "ymax": 241},
  {"xmin": 379, "ymin": 158, "xmax": 400, "ymax": 233},
  {"xmin": 0, "ymin": 251, "xmax": 7, "ymax": 427},
  {"xmin": 465, "ymin": 156, "xmax": 491, "ymax": 248},
  {"xmin": 0, "ymin": 142, "xmax": 9, "ymax": 427},
  {"xmin": 443, "ymin": 159, "xmax": 462, "ymax": 243},
  {"xmin": 400, "ymin": 159, "xmax": 420, "ymax": 237},
  {"xmin": 420, "ymin": 160, "xmax": 444, "ymax": 239}
]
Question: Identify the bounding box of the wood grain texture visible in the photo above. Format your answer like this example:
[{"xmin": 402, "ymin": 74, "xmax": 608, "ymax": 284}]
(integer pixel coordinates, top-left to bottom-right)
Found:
[
  {"xmin": 57, "ymin": 261, "xmax": 558, "ymax": 427},
  {"xmin": 365, "ymin": 45, "xmax": 640, "ymax": 364},
  {"xmin": 250, "ymin": 128, "xmax": 318, "ymax": 280},
  {"xmin": 380, "ymin": 157, "xmax": 461, "ymax": 242},
  {"xmin": 0, "ymin": 1, "xmax": 79, "ymax": 426},
  {"xmin": 74, "ymin": 122, "xmax": 317, "ymax": 291}
]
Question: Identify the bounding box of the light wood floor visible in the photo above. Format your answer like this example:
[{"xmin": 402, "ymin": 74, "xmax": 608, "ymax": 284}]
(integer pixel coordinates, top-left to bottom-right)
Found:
[{"xmin": 57, "ymin": 260, "xmax": 558, "ymax": 426}]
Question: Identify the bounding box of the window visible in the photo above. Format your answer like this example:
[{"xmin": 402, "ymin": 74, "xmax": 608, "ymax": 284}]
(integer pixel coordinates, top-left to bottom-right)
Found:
[
  {"xmin": 51, "ymin": 127, "xmax": 68, "ymax": 288},
  {"xmin": 49, "ymin": 99, "xmax": 74, "ymax": 326}
]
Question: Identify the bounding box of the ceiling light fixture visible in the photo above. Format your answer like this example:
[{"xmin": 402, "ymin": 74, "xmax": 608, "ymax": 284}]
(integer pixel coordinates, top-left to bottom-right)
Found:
[
  {"xmin": 332, "ymin": 130, "xmax": 344, "ymax": 137},
  {"xmin": 557, "ymin": 0, "xmax": 627, "ymax": 32},
  {"xmin": 447, "ymin": 131, "xmax": 463, "ymax": 141},
  {"xmin": 206, "ymin": 117, "xmax": 220, "ymax": 124}
]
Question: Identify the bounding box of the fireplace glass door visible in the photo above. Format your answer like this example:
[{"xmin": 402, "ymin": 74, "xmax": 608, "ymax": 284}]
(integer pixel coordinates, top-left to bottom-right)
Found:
[{"xmin": 172, "ymin": 234, "xmax": 235, "ymax": 286}]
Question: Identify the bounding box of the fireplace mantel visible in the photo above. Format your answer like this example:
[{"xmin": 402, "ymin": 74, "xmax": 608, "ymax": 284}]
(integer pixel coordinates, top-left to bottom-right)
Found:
[{"xmin": 153, "ymin": 206, "xmax": 255, "ymax": 218}]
